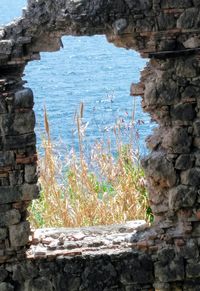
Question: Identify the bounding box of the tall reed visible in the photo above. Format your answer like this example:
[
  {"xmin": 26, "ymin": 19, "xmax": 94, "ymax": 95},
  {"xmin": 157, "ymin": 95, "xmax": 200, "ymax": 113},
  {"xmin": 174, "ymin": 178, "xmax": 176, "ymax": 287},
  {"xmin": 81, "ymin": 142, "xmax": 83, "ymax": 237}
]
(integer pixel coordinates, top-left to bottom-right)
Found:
[{"xmin": 29, "ymin": 104, "xmax": 152, "ymax": 228}]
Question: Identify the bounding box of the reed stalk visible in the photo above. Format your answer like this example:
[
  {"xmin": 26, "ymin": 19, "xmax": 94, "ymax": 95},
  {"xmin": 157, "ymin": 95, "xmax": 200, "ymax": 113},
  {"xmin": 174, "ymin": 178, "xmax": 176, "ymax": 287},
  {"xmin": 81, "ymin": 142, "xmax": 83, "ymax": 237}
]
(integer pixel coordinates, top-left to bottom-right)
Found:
[{"xmin": 29, "ymin": 104, "xmax": 152, "ymax": 228}]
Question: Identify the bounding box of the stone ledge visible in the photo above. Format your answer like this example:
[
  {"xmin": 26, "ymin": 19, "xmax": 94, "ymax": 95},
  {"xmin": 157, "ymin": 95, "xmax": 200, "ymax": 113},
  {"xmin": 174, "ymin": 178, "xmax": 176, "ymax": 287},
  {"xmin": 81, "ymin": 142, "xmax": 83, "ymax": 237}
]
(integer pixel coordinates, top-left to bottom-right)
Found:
[
  {"xmin": 0, "ymin": 221, "xmax": 155, "ymax": 291},
  {"xmin": 28, "ymin": 221, "xmax": 148, "ymax": 259}
]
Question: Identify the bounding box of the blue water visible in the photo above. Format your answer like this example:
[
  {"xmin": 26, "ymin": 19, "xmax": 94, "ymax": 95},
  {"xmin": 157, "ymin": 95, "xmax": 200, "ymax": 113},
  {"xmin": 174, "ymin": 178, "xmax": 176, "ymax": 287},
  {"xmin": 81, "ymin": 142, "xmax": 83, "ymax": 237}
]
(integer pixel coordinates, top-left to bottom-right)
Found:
[{"xmin": 1, "ymin": 0, "xmax": 153, "ymax": 155}]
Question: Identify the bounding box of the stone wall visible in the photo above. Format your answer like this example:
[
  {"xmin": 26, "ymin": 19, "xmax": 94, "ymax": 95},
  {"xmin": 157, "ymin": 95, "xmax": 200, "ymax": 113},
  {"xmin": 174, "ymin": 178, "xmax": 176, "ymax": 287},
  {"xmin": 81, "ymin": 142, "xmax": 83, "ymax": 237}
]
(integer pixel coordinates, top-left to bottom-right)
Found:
[{"xmin": 0, "ymin": 0, "xmax": 200, "ymax": 290}]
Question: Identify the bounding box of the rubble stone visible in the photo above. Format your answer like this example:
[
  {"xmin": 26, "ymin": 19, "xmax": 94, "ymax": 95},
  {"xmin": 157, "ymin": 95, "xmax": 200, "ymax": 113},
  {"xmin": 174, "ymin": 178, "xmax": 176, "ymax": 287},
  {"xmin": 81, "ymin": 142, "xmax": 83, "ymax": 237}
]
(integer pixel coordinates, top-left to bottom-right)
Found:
[{"xmin": 9, "ymin": 221, "xmax": 30, "ymax": 247}]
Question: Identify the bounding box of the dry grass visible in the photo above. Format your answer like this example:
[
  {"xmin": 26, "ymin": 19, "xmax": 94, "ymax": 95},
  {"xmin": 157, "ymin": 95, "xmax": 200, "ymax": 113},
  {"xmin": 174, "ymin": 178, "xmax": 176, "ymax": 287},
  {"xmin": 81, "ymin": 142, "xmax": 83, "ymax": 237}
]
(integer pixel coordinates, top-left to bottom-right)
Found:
[{"xmin": 29, "ymin": 104, "xmax": 152, "ymax": 228}]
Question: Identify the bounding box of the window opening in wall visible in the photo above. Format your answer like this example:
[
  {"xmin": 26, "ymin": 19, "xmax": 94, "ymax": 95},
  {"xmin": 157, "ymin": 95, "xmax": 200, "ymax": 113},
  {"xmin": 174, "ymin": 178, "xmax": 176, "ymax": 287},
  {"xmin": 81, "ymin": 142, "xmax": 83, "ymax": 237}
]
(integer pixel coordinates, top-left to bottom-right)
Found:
[{"xmin": 24, "ymin": 36, "xmax": 154, "ymax": 228}]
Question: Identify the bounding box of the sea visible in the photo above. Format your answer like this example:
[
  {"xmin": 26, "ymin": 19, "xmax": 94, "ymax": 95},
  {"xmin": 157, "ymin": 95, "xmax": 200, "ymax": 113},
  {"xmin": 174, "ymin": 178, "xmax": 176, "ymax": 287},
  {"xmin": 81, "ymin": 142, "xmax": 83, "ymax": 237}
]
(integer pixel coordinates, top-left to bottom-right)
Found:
[{"xmin": 0, "ymin": 0, "xmax": 154, "ymax": 156}]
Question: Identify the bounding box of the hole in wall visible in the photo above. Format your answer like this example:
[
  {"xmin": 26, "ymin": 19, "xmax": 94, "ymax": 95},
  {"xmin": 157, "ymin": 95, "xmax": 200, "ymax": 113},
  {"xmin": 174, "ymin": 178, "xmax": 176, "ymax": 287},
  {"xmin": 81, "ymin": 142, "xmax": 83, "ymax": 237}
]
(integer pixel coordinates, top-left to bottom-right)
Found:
[
  {"xmin": 25, "ymin": 36, "xmax": 151, "ymax": 155},
  {"xmin": 23, "ymin": 35, "xmax": 154, "ymax": 228},
  {"xmin": 1, "ymin": 0, "xmax": 155, "ymax": 228}
]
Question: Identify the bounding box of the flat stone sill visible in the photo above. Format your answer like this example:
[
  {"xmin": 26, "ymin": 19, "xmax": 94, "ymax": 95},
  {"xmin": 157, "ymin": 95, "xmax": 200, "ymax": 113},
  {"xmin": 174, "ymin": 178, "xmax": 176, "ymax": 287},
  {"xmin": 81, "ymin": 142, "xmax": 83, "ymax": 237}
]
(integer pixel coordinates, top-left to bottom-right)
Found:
[{"xmin": 27, "ymin": 220, "xmax": 148, "ymax": 259}]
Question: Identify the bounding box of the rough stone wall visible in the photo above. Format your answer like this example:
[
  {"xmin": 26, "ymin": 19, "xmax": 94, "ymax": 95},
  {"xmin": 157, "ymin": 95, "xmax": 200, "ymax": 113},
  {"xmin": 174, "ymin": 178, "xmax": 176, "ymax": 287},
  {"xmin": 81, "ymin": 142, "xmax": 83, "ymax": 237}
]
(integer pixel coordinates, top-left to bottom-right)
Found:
[{"xmin": 1, "ymin": 0, "xmax": 200, "ymax": 290}]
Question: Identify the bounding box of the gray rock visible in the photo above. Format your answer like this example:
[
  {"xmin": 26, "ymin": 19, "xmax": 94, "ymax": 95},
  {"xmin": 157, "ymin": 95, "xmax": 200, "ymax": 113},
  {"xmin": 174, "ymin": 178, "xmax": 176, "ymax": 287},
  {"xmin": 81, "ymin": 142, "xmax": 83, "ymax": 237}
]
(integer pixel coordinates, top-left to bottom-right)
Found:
[
  {"xmin": 0, "ymin": 283, "xmax": 14, "ymax": 291},
  {"xmin": 13, "ymin": 111, "xmax": 35, "ymax": 135},
  {"xmin": 169, "ymin": 185, "xmax": 197, "ymax": 210},
  {"xmin": 0, "ymin": 228, "xmax": 7, "ymax": 240},
  {"xmin": 9, "ymin": 221, "xmax": 30, "ymax": 247},
  {"xmin": 194, "ymin": 120, "xmax": 200, "ymax": 136},
  {"xmin": 195, "ymin": 152, "xmax": 200, "ymax": 167},
  {"xmin": 0, "ymin": 267, "xmax": 8, "ymax": 282},
  {"xmin": 177, "ymin": 8, "xmax": 200, "ymax": 29},
  {"xmin": 171, "ymin": 104, "xmax": 195, "ymax": 121},
  {"xmin": 21, "ymin": 183, "xmax": 40, "ymax": 200},
  {"xmin": 162, "ymin": 127, "xmax": 192, "ymax": 154},
  {"xmin": 175, "ymin": 154, "xmax": 194, "ymax": 170},
  {"xmin": 0, "ymin": 184, "xmax": 39, "ymax": 204},
  {"xmin": 0, "ymin": 151, "xmax": 14, "ymax": 167},
  {"xmin": 181, "ymin": 240, "xmax": 199, "ymax": 260},
  {"xmin": 193, "ymin": 137, "xmax": 200, "ymax": 149},
  {"xmin": 181, "ymin": 168, "xmax": 200, "ymax": 186},
  {"xmin": 0, "ymin": 40, "xmax": 13, "ymax": 55},
  {"xmin": 113, "ymin": 19, "xmax": 127, "ymax": 34},
  {"xmin": 186, "ymin": 262, "xmax": 200, "ymax": 278},
  {"xmin": 142, "ymin": 152, "xmax": 177, "ymax": 187},
  {"xmin": 14, "ymin": 89, "xmax": 34, "ymax": 109},
  {"xmin": 25, "ymin": 165, "xmax": 37, "ymax": 183},
  {"xmin": 24, "ymin": 278, "xmax": 53, "ymax": 291},
  {"xmin": 182, "ymin": 86, "xmax": 199, "ymax": 100},
  {"xmin": 176, "ymin": 57, "xmax": 198, "ymax": 78},
  {"xmin": 155, "ymin": 255, "xmax": 184, "ymax": 282},
  {"xmin": 0, "ymin": 209, "xmax": 21, "ymax": 227},
  {"xmin": 157, "ymin": 13, "xmax": 176, "ymax": 31},
  {"xmin": 9, "ymin": 171, "xmax": 23, "ymax": 186},
  {"xmin": 161, "ymin": 0, "xmax": 192, "ymax": 8},
  {"xmin": 157, "ymin": 248, "xmax": 175, "ymax": 265},
  {"xmin": 3, "ymin": 133, "xmax": 36, "ymax": 150}
]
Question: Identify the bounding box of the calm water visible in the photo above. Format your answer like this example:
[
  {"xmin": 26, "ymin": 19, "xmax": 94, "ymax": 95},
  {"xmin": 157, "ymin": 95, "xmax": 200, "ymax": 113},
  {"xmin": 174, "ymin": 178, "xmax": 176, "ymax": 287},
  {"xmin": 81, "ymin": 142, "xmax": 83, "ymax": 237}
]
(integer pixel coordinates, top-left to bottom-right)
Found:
[{"xmin": 1, "ymin": 0, "xmax": 153, "ymax": 154}]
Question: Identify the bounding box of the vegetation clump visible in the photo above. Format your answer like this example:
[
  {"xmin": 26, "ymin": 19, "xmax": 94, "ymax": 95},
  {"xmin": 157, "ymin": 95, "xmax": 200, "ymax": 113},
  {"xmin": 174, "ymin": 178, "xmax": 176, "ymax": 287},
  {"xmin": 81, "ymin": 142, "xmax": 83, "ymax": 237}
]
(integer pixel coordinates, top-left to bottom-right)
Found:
[{"xmin": 29, "ymin": 104, "xmax": 152, "ymax": 228}]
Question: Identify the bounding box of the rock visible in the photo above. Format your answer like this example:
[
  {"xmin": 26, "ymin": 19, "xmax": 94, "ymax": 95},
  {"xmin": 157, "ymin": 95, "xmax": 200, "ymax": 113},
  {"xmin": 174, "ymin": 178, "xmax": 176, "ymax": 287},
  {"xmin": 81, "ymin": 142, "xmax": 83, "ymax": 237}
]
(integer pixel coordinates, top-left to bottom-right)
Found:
[
  {"xmin": 0, "ymin": 267, "xmax": 8, "ymax": 283},
  {"xmin": 0, "ymin": 184, "xmax": 39, "ymax": 204},
  {"xmin": 161, "ymin": 0, "xmax": 192, "ymax": 8},
  {"xmin": 9, "ymin": 171, "xmax": 23, "ymax": 186},
  {"xmin": 181, "ymin": 168, "xmax": 200, "ymax": 186},
  {"xmin": 182, "ymin": 86, "xmax": 199, "ymax": 101},
  {"xmin": 130, "ymin": 82, "xmax": 144, "ymax": 96},
  {"xmin": 21, "ymin": 183, "xmax": 40, "ymax": 200},
  {"xmin": 142, "ymin": 152, "xmax": 177, "ymax": 187},
  {"xmin": 186, "ymin": 262, "xmax": 200, "ymax": 278},
  {"xmin": 193, "ymin": 120, "xmax": 200, "ymax": 136},
  {"xmin": 0, "ymin": 152, "xmax": 14, "ymax": 167},
  {"xmin": 25, "ymin": 164, "xmax": 37, "ymax": 183},
  {"xmin": 193, "ymin": 137, "xmax": 200, "ymax": 149},
  {"xmin": 0, "ymin": 282, "xmax": 14, "ymax": 291},
  {"xmin": 157, "ymin": 13, "xmax": 176, "ymax": 31},
  {"xmin": 171, "ymin": 103, "xmax": 195, "ymax": 121},
  {"xmin": 169, "ymin": 185, "xmax": 196, "ymax": 210},
  {"xmin": 181, "ymin": 240, "xmax": 199, "ymax": 260},
  {"xmin": 177, "ymin": 8, "xmax": 199, "ymax": 29},
  {"xmin": 155, "ymin": 255, "xmax": 184, "ymax": 282},
  {"xmin": 3, "ymin": 133, "xmax": 36, "ymax": 151},
  {"xmin": 113, "ymin": 19, "xmax": 127, "ymax": 34},
  {"xmin": 176, "ymin": 57, "xmax": 198, "ymax": 78},
  {"xmin": 0, "ymin": 209, "xmax": 21, "ymax": 227},
  {"xmin": 146, "ymin": 132, "xmax": 161, "ymax": 150},
  {"xmin": 175, "ymin": 154, "xmax": 194, "ymax": 170},
  {"xmin": 9, "ymin": 221, "xmax": 30, "ymax": 247},
  {"xmin": 157, "ymin": 247, "xmax": 175, "ymax": 265},
  {"xmin": 195, "ymin": 152, "xmax": 200, "ymax": 166},
  {"xmin": 183, "ymin": 36, "xmax": 200, "ymax": 49},
  {"xmin": 14, "ymin": 89, "xmax": 34, "ymax": 109},
  {"xmin": 13, "ymin": 111, "xmax": 35, "ymax": 135},
  {"xmin": 0, "ymin": 228, "xmax": 7, "ymax": 240},
  {"xmin": 162, "ymin": 127, "xmax": 192, "ymax": 154},
  {"xmin": 145, "ymin": 79, "xmax": 179, "ymax": 106},
  {"xmin": 0, "ymin": 40, "xmax": 13, "ymax": 55},
  {"xmin": 12, "ymin": 261, "xmax": 38, "ymax": 282},
  {"xmin": 24, "ymin": 277, "xmax": 53, "ymax": 291}
]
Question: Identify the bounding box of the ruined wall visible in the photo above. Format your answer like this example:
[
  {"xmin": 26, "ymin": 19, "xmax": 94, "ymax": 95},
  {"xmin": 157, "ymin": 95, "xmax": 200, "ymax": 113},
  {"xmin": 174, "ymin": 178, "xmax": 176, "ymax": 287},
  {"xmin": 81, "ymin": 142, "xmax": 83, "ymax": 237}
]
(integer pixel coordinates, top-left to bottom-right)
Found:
[{"xmin": 0, "ymin": 0, "xmax": 200, "ymax": 290}]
